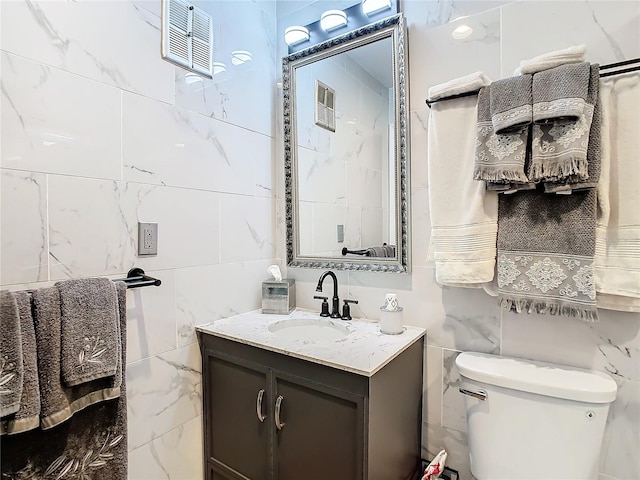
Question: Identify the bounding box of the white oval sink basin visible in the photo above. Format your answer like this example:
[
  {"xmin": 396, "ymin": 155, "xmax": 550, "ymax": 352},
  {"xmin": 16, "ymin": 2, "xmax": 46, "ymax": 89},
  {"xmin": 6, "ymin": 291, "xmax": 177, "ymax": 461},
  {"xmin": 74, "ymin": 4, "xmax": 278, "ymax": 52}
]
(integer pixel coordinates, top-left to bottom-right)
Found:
[{"xmin": 268, "ymin": 317, "xmax": 350, "ymax": 341}]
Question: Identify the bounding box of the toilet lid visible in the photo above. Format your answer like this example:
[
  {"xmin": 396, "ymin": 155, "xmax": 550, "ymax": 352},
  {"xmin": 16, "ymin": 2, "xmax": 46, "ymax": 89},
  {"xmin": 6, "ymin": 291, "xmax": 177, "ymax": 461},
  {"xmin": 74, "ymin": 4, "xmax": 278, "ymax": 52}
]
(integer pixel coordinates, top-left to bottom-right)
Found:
[{"xmin": 456, "ymin": 352, "xmax": 618, "ymax": 403}]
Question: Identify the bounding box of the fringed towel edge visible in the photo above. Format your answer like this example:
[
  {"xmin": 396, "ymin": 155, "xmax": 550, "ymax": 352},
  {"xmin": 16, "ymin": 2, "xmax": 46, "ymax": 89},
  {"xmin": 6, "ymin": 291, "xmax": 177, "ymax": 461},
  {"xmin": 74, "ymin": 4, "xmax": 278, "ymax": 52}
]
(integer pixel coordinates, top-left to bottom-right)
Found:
[{"xmin": 500, "ymin": 297, "xmax": 599, "ymax": 322}]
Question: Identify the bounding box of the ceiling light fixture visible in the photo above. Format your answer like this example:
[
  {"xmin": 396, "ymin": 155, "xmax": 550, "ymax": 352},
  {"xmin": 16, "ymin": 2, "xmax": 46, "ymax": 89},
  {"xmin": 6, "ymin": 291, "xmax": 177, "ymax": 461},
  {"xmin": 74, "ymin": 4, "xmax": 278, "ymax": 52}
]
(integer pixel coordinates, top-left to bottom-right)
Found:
[
  {"xmin": 452, "ymin": 24, "xmax": 473, "ymax": 40},
  {"xmin": 284, "ymin": 26, "xmax": 310, "ymax": 46},
  {"xmin": 231, "ymin": 50, "xmax": 253, "ymax": 65},
  {"xmin": 361, "ymin": 0, "xmax": 391, "ymax": 16},
  {"xmin": 320, "ymin": 10, "xmax": 348, "ymax": 32}
]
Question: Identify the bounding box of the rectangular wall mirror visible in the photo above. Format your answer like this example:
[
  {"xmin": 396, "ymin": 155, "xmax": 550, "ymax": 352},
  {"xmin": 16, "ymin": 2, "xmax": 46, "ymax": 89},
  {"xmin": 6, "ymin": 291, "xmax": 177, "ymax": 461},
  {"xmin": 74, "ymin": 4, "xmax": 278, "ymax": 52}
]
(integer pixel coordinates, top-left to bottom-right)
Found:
[{"xmin": 283, "ymin": 13, "xmax": 410, "ymax": 273}]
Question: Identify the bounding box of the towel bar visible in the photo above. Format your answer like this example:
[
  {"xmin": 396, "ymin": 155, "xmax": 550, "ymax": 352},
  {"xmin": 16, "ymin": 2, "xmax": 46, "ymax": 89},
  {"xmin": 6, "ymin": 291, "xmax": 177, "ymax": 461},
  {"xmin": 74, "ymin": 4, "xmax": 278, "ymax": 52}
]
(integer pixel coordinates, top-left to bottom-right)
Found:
[
  {"xmin": 115, "ymin": 268, "xmax": 161, "ymax": 289},
  {"xmin": 425, "ymin": 57, "xmax": 640, "ymax": 107}
]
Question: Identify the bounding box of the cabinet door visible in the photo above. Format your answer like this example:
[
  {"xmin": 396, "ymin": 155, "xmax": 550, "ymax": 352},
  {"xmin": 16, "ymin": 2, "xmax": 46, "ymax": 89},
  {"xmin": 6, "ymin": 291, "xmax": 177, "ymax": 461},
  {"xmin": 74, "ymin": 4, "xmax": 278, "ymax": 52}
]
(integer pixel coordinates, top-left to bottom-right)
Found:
[
  {"xmin": 205, "ymin": 352, "xmax": 270, "ymax": 480},
  {"xmin": 272, "ymin": 371, "xmax": 364, "ymax": 480}
]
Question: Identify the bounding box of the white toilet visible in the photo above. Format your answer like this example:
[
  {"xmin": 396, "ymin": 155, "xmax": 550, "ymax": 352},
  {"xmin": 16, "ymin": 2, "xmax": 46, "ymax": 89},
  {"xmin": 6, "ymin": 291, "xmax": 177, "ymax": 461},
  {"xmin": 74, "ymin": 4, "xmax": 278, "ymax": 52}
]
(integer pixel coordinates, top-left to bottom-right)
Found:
[{"xmin": 456, "ymin": 352, "xmax": 617, "ymax": 480}]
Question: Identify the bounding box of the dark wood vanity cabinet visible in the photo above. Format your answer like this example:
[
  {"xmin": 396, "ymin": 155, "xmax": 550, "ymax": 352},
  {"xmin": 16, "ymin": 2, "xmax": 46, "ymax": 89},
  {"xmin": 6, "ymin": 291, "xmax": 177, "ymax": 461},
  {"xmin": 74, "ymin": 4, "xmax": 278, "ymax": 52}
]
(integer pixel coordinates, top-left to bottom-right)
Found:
[{"xmin": 200, "ymin": 333, "xmax": 424, "ymax": 480}]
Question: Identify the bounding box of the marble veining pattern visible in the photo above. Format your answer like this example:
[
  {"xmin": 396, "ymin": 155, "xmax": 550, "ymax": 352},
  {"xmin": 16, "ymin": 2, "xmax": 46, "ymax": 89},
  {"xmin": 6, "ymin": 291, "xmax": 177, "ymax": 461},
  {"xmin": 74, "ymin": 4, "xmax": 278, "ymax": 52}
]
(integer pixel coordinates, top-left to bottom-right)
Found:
[
  {"xmin": 500, "ymin": 0, "xmax": 640, "ymax": 77},
  {"xmin": 124, "ymin": 270, "xmax": 178, "ymax": 364},
  {"xmin": 1, "ymin": 51, "xmax": 122, "ymax": 180},
  {"xmin": 442, "ymin": 350, "xmax": 467, "ymax": 433},
  {"xmin": 128, "ymin": 415, "xmax": 203, "ymax": 480},
  {"xmin": 599, "ymin": 378, "xmax": 640, "ymax": 479},
  {"xmin": 0, "ymin": 0, "xmax": 175, "ymax": 104},
  {"xmin": 0, "ymin": 170, "xmax": 48, "ymax": 284},
  {"xmin": 126, "ymin": 343, "xmax": 202, "ymax": 451},
  {"xmin": 196, "ymin": 309, "xmax": 425, "ymax": 377},
  {"xmin": 175, "ymin": 260, "xmax": 272, "ymax": 348}
]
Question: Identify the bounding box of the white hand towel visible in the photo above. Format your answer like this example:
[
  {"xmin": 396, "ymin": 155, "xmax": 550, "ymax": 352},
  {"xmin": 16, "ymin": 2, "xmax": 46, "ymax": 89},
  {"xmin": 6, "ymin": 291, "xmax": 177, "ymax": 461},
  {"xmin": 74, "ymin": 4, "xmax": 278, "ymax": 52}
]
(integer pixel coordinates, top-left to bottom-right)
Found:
[
  {"xmin": 514, "ymin": 45, "xmax": 586, "ymax": 75},
  {"xmin": 595, "ymin": 71, "xmax": 640, "ymax": 311},
  {"xmin": 427, "ymin": 75, "xmax": 498, "ymax": 286},
  {"xmin": 427, "ymin": 71, "xmax": 491, "ymax": 102}
]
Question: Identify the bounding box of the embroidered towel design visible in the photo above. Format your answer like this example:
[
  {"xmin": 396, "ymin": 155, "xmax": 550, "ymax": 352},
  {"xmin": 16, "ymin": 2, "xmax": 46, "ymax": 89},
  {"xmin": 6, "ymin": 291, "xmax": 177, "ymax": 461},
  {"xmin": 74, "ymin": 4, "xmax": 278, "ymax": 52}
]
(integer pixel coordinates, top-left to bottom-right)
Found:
[
  {"xmin": 543, "ymin": 64, "xmax": 601, "ymax": 193},
  {"xmin": 57, "ymin": 278, "xmax": 119, "ymax": 386},
  {"xmin": 0, "ymin": 291, "xmax": 23, "ymax": 418},
  {"xmin": 474, "ymin": 85, "xmax": 530, "ymax": 185},
  {"xmin": 1, "ymin": 281, "xmax": 128, "ymax": 480},
  {"xmin": 31, "ymin": 286, "xmax": 122, "ymax": 430},
  {"xmin": 497, "ymin": 188, "xmax": 598, "ymax": 321},
  {"xmin": 530, "ymin": 63, "xmax": 593, "ymax": 183},
  {"xmin": 1, "ymin": 292, "xmax": 41, "ymax": 435}
]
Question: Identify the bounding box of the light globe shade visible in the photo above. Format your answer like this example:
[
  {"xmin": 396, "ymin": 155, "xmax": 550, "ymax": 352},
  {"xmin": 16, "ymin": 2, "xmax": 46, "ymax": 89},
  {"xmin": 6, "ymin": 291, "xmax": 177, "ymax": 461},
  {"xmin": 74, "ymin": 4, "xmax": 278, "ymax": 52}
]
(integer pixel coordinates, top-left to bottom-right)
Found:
[
  {"xmin": 362, "ymin": 0, "xmax": 391, "ymax": 16},
  {"xmin": 320, "ymin": 10, "xmax": 347, "ymax": 32},
  {"xmin": 284, "ymin": 26, "xmax": 310, "ymax": 46}
]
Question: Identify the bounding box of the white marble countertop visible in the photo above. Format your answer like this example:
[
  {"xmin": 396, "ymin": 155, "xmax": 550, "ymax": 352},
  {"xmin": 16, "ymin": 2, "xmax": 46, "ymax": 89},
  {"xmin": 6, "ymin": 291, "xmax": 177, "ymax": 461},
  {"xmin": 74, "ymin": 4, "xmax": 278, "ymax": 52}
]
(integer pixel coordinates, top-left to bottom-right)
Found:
[{"xmin": 196, "ymin": 309, "xmax": 426, "ymax": 377}]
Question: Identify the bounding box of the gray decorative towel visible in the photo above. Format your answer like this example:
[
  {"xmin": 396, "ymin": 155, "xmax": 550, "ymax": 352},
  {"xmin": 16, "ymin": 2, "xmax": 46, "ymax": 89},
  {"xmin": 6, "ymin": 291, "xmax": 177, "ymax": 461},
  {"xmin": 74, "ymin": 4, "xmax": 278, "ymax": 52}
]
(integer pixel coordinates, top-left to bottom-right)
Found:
[
  {"xmin": 366, "ymin": 244, "xmax": 396, "ymax": 257},
  {"xmin": 530, "ymin": 63, "xmax": 593, "ymax": 182},
  {"xmin": 544, "ymin": 64, "xmax": 601, "ymax": 193},
  {"xmin": 31, "ymin": 286, "xmax": 121, "ymax": 430},
  {"xmin": 532, "ymin": 62, "xmax": 590, "ymax": 124},
  {"xmin": 1, "ymin": 292, "xmax": 41, "ymax": 435},
  {"xmin": 475, "ymin": 85, "xmax": 530, "ymax": 184},
  {"xmin": 1, "ymin": 281, "xmax": 128, "ymax": 480},
  {"xmin": 497, "ymin": 187, "xmax": 598, "ymax": 320},
  {"xmin": 0, "ymin": 291, "xmax": 23, "ymax": 418},
  {"xmin": 57, "ymin": 277, "xmax": 119, "ymax": 386},
  {"xmin": 490, "ymin": 74, "xmax": 533, "ymax": 133}
]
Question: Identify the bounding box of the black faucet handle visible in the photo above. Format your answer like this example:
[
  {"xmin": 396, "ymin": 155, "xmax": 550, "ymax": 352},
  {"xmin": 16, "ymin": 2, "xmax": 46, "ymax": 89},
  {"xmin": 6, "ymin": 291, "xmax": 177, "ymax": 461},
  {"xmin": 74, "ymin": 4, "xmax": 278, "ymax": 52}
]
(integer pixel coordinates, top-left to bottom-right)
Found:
[
  {"xmin": 341, "ymin": 299, "xmax": 359, "ymax": 321},
  {"xmin": 313, "ymin": 295, "xmax": 330, "ymax": 317}
]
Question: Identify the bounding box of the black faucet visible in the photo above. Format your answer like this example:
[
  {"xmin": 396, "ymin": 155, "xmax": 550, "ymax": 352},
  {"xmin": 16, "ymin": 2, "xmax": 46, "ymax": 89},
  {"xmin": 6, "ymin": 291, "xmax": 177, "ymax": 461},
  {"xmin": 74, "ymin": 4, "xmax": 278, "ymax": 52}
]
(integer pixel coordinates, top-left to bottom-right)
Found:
[{"xmin": 316, "ymin": 270, "xmax": 341, "ymax": 319}]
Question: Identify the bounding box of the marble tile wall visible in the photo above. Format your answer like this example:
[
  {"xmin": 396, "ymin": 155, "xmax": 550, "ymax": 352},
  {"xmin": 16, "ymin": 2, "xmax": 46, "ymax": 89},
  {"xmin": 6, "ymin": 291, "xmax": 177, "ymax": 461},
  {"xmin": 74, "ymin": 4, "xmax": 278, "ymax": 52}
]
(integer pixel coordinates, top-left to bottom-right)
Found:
[
  {"xmin": 1, "ymin": 1, "xmax": 277, "ymax": 479},
  {"xmin": 278, "ymin": 1, "xmax": 640, "ymax": 479}
]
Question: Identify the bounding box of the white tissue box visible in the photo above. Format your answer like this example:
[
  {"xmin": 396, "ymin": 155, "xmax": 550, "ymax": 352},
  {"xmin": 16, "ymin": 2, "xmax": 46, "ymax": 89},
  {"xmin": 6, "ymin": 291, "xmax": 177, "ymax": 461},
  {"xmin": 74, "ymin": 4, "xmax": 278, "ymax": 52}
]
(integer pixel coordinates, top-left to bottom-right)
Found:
[{"xmin": 262, "ymin": 279, "xmax": 296, "ymax": 314}]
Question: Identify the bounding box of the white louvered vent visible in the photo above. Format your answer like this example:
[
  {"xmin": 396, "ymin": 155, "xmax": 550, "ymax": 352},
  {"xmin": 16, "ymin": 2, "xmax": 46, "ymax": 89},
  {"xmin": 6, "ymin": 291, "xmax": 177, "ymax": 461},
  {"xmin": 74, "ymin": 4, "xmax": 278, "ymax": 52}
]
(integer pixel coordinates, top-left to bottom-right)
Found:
[
  {"xmin": 191, "ymin": 9, "xmax": 212, "ymax": 76},
  {"xmin": 161, "ymin": 0, "xmax": 213, "ymax": 78}
]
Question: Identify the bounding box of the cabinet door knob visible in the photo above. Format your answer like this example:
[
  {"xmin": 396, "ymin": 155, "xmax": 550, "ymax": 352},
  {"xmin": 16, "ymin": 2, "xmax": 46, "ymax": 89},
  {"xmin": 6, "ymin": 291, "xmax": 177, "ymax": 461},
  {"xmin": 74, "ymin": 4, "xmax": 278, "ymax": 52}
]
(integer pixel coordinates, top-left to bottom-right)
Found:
[
  {"xmin": 275, "ymin": 395, "xmax": 285, "ymax": 431},
  {"xmin": 256, "ymin": 389, "xmax": 267, "ymax": 422}
]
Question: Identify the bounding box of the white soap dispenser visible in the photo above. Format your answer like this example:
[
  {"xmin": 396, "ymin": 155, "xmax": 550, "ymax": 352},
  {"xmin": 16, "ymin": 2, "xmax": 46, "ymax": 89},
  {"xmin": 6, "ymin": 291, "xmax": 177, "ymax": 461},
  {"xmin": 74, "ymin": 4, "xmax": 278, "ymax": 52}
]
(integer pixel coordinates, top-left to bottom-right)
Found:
[{"xmin": 379, "ymin": 293, "xmax": 404, "ymax": 334}]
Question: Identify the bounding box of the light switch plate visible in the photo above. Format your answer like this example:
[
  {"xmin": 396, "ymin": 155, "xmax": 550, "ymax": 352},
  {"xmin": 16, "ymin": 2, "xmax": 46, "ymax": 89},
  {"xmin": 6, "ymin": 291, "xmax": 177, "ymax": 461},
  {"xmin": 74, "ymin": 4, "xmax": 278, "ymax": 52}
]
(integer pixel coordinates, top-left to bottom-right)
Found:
[{"xmin": 138, "ymin": 222, "xmax": 158, "ymax": 256}]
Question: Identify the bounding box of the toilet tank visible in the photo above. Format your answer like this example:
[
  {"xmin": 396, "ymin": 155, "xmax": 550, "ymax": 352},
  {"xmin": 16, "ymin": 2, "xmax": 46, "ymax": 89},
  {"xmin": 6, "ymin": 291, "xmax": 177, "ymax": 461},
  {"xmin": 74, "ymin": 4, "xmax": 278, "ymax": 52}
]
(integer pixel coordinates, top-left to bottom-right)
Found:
[{"xmin": 455, "ymin": 352, "xmax": 617, "ymax": 480}]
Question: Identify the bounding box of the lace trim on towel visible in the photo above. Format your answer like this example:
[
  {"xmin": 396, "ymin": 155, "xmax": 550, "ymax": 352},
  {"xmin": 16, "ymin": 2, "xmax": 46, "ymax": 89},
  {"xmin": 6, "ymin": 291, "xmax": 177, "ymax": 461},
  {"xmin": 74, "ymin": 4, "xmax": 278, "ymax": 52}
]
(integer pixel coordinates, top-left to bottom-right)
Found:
[
  {"xmin": 493, "ymin": 104, "xmax": 532, "ymax": 133},
  {"xmin": 498, "ymin": 251, "xmax": 597, "ymax": 320},
  {"xmin": 533, "ymin": 97, "xmax": 586, "ymax": 123}
]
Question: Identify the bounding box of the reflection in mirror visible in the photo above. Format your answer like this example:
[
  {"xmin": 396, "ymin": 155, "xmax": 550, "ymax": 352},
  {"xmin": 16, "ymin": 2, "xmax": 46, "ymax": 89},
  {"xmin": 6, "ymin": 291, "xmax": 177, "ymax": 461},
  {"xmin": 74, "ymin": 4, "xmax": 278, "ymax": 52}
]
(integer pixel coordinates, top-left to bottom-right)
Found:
[{"xmin": 283, "ymin": 14, "xmax": 409, "ymax": 272}]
